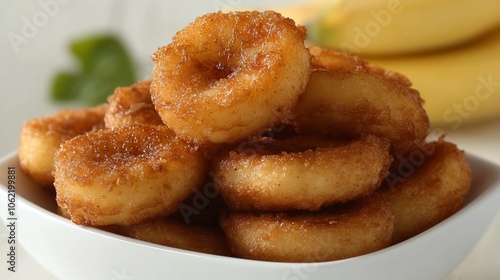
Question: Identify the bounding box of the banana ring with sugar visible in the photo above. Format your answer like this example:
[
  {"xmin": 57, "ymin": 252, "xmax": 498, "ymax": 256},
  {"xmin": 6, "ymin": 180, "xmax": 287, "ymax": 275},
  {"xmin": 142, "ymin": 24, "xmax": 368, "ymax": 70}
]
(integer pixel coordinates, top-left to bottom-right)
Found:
[
  {"xmin": 378, "ymin": 138, "xmax": 472, "ymax": 243},
  {"xmin": 212, "ymin": 135, "xmax": 392, "ymax": 211},
  {"xmin": 104, "ymin": 80, "xmax": 165, "ymax": 128},
  {"xmin": 293, "ymin": 46, "xmax": 429, "ymax": 155},
  {"xmin": 54, "ymin": 125, "xmax": 207, "ymax": 226},
  {"xmin": 219, "ymin": 194, "xmax": 394, "ymax": 262},
  {"xmin": 151, "ymin": 11, "xmax": 310, "ymax": 144},
  {"xmin": 18, "ymin": 104, "xmax": 107, "ymax": 187}
]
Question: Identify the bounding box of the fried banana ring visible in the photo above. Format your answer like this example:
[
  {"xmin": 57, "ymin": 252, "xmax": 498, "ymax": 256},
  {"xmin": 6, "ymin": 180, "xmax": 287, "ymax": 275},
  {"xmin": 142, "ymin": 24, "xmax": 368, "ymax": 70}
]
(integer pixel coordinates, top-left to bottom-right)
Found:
[
  {"xmin": 212, "ymin": 135, "xmax": 392, "ymax": 211},
  {"xmin": 112, "ymin": 217, "xmax": 232, "ymax": 257},
  {"xmin": 54, "ymin": 125, "xmax": 207, "ymax": 226},
  {"xmin": 57, "ymin": 206, "xmax": 230, "ymax": 255},
  {"xmin": 104, "ymin": 80, "xmax": 164, "ymax": 128},
  {"xmin": 293, "ymin": 46, "xmax": 429, "ymax": 155},
  {"xmin": 151, "ymin": 11, "xmax": 311, "ymax": 144},
  {"xmin": 308, "ymin": 45, "xmax": 413, "ymax": 86},
  {"xmin": 379, "ymin": 138, "xmax": 472, "ymax": 243},
  {"xmin": 18, "ymin": 104, "xmax": 107, "ymax": 187},
  {"xmin": 219, "ymin": 194, "xmax": 394, "ymax": 262}
]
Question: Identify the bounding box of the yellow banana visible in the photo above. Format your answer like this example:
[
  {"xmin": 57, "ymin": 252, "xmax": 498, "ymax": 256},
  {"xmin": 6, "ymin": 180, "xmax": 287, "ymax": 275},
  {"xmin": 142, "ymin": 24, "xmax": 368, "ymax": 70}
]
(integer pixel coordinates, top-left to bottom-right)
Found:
[
  {"xmin": 277, "ymin": 0, "xmax": 500, "ymax": 56},
  {"xmin": 274, "ymin": 1, "xmax": 500, "ymax": 127},
  {"xmin": 367, "ymin": 27, "xmax": 500, "ymax": 128},
  {"xmin": 273, "ymin": 1, "xmax": 500, "ymax": 127}
]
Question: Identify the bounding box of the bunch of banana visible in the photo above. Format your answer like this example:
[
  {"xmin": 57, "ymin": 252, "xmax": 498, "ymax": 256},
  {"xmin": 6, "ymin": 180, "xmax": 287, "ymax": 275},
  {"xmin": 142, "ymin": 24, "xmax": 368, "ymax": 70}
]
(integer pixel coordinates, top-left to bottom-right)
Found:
[
  {"xmin": 275, "ymin": 0, "xmax": 500, "ymax": 127},
  {"xmin": 368, "ymin": 29, "xmax": 500, "ymax": 128}
]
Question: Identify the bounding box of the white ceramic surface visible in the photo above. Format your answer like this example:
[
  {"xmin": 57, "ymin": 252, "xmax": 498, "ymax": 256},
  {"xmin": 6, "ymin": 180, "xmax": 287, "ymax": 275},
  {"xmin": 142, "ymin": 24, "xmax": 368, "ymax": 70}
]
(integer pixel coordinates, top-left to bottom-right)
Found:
[{"xmin": 0, "ymin": 152, "xmax": 499, "ymax": 280}]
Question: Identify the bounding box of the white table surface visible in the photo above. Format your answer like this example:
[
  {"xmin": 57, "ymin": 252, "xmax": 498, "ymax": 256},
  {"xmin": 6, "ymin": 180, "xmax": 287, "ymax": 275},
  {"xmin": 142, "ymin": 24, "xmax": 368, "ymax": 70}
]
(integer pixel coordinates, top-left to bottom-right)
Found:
[{"xmin": 1, "ymin": 1, "xmax": 499, "ymax": 279}]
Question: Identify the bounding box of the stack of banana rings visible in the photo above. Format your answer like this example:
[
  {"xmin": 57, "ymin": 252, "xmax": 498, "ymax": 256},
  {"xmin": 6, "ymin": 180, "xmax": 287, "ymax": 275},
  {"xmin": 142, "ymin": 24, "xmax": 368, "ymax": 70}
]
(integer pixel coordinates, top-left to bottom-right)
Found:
[{"xmin": 18, "ymin": 11, "xmax": 472, "ymax": 262}]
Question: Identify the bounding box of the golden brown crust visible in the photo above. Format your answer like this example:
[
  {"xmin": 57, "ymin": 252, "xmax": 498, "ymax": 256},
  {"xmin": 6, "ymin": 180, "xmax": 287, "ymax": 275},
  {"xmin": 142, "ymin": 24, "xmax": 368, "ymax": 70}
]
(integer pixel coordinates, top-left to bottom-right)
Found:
[
  {"xmin": 211, "ymin": 135, "xmax": 392, "ymax": 211},
  {"xmin": 308, "ymin": 45, "xmax": 413, "ymax": 87},
  {"xmin": 104, "ymin": 80, "xmax": 165, "ymax": 128},
  {"xmin": 219, "ymin": 194, "xmax": 394, "ymax": 262},
  {"xmin": 293, "ymin": 46, "xmax": 429, "ymax": 155},
  {"xmin": 151, "ymin": 11, "xmax": 311, "ymax": 144},
  {"xmin": 18, "ymin": 104, "xmax": 107, "ymax": 187},
  {"xmin": 378, "ymin": 138, "xmax": 472, "ymax": 243},
  {"xmin": 54, "ymin": 125, "xmax": 207, "ymax": 226}
]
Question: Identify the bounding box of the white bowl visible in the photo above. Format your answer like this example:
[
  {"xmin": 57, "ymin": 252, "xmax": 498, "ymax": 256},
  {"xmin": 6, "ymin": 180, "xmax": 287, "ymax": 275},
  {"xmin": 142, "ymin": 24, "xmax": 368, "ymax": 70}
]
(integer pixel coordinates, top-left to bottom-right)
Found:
[{"xmin": 1, "ymin": 151, "xmax": 499, "ymax": 280}]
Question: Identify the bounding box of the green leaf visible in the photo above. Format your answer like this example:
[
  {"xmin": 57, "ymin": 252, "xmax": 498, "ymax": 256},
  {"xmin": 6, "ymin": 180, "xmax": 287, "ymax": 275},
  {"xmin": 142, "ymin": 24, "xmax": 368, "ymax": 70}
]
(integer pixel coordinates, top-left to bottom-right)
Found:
[
  {"xmin": 51, "ymin": 72, "xmax": 80, "ymax": 101},
  {"xmin": 50, "ymin": 34, "xmax": 136, "ymax": 106}
]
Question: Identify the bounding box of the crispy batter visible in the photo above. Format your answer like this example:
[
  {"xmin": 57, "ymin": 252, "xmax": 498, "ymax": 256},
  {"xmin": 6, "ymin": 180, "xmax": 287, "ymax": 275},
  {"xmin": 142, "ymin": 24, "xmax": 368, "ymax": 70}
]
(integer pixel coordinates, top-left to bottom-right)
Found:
[
  {"xmin": 378, "ymin": 138, "xmax": 472, "ymax": 243},
  {"xmin": 308, "ymin": 45, "xmax": 413, "ymax": 86},
  {"xmin": 54, "ymin": 125, "xmax": 207, "ymax": 226},
  {"xmin": 293, "ymin": 46, "xmax": 429, "ymax": 155},
  {"xmin": 104, "ymin": 80, "xmax": 165, "ymax": 128},
  {"xmin": 57, "ymin": 205, "xmax": 230, "ymax": 255},
  {"xmin": 18, "ymin": 104, "xmax": 107, "ymax": 187},
  {"xmin": 212, "ymin": 135, "xmax": 392, "ymax": 211},
  {"xmin": 219, "ymin": 194, "xmax": 394, "ymax": 262},
  {"xmin": 151, "ymin": 11, "xmax": 311, "ymax": 144}
]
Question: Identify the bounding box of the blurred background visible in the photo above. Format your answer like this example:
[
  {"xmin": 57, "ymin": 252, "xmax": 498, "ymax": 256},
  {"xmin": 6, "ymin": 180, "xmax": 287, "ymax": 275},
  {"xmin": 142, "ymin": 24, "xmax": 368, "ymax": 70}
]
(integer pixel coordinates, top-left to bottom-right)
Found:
[{"xmin": 0, "ymin": 1, "xmax": 499, "ymax": 279}]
